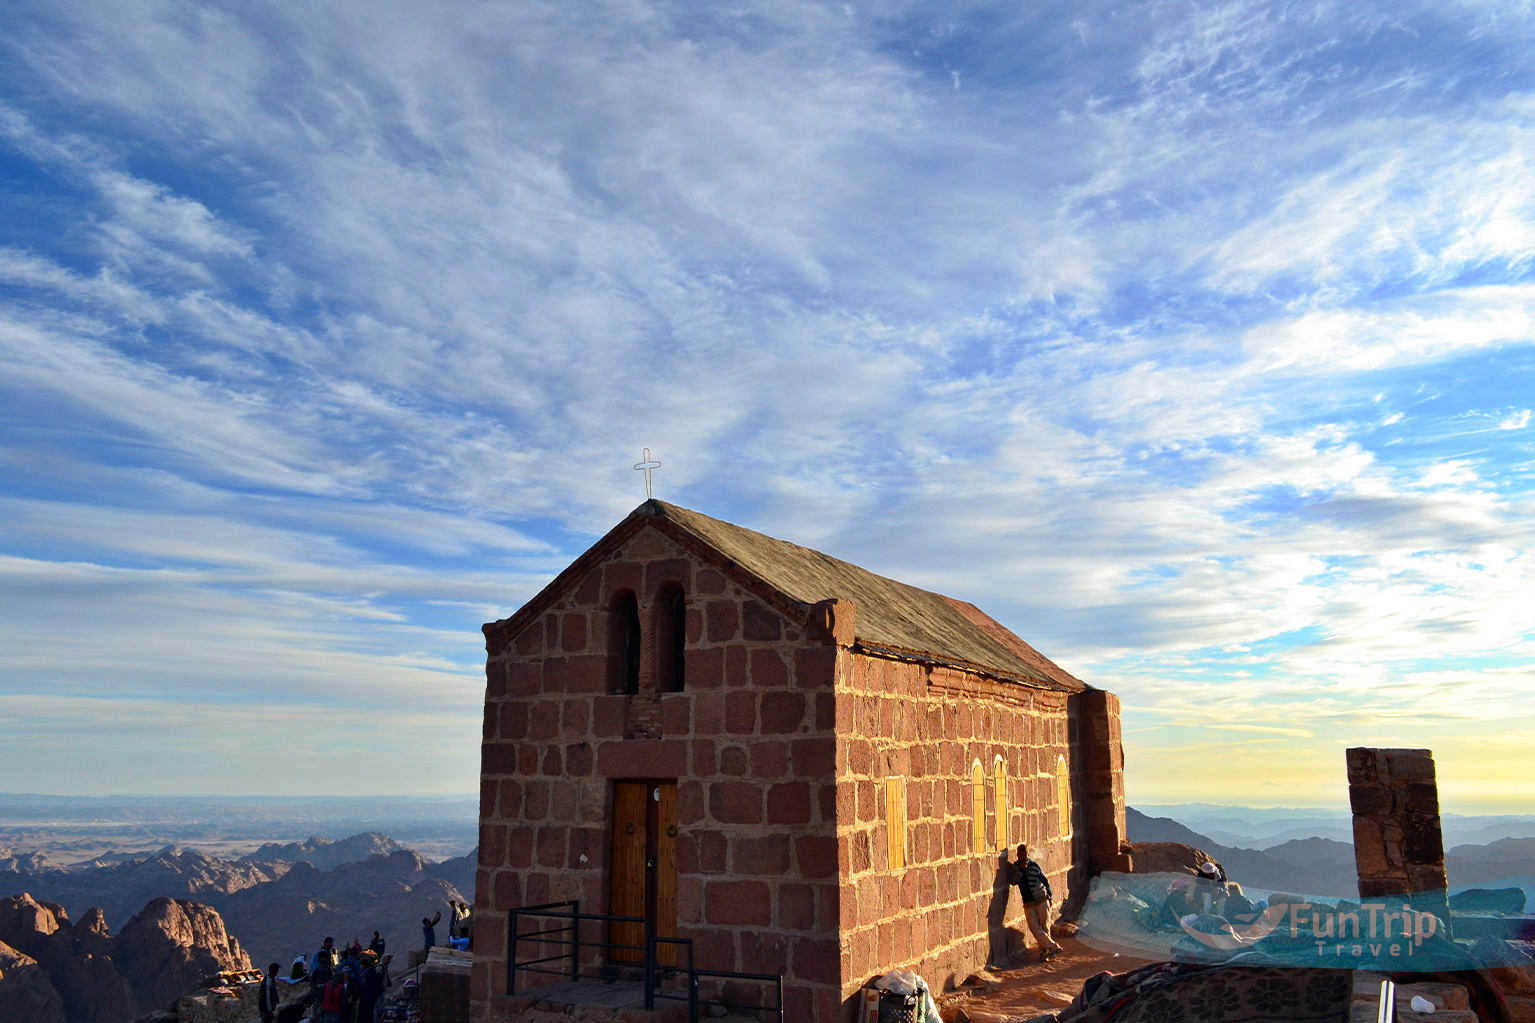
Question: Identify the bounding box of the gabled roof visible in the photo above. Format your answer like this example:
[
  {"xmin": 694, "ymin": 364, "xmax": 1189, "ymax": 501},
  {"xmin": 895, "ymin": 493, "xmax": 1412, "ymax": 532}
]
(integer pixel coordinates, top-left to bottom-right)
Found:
[{"xmin": 485, "ymin": 500, "xmax": 1087, "ymax": 693}]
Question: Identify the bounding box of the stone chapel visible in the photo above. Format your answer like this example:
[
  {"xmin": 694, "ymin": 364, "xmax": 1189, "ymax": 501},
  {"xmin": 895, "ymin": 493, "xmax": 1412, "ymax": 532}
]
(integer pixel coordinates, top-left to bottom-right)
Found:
[{"xmin": 472, "ymin": 500, "xmax": 1128, "ymax": 1022}]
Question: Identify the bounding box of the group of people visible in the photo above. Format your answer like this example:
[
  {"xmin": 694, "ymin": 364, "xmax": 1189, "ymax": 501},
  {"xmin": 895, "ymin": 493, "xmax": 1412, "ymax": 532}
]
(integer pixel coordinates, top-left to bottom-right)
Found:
[
  {"xmin": 422, "ymin": 898, "xmax": 473, "ymax": 952},
  {"xmin": 258, "ymin": 933, "xmax": 394, "ymax": 1023}
]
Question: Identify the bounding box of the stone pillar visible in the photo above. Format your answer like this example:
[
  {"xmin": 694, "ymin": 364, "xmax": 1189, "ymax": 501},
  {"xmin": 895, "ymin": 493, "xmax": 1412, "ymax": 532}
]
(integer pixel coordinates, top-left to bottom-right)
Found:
[
  {"xmin": 1346, "ymin": 748, "xmax": 1449, "ymax": 914},
  {"xmin": 1078, "ymin": 689, "xmax": 1131, "ymax": 875}
]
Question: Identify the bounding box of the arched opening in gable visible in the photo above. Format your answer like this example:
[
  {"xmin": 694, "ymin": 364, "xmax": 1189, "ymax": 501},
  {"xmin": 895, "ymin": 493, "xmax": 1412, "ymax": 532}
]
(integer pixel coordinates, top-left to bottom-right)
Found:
[
  {"xmin": 608, "ymin": 591, "xmax": 641, "ymax": 695},
  {"xmin": 655, "ymin": 582, "xmax": 686, "ymax": 693}
]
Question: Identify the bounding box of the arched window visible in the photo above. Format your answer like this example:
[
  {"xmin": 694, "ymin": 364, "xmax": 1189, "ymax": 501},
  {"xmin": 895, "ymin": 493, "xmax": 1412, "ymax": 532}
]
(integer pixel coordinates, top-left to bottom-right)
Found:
[
  {"xmin": 1057, "ymin": 754, "xmax": 1071, "ymax": 838},
  {"xmin": 655, "ymin": 583, "xmax": 686, "ymax": 693},
  {"xmin": 970, "ymin": 760, "xmax": 985, "ymax": 854},
  {"xmin": 993, "ymin": 757, "xmax": 1008, "ymax": 851},
  {"xmin": 608, "ymin": 592, "xmax": 641, "ymax": 696}
]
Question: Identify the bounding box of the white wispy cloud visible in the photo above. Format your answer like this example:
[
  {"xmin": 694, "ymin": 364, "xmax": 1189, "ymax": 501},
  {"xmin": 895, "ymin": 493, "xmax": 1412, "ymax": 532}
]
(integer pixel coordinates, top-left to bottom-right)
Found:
[{"xmin": 0, "ymin": 0, "xmax": 1532, "ymax": 799}]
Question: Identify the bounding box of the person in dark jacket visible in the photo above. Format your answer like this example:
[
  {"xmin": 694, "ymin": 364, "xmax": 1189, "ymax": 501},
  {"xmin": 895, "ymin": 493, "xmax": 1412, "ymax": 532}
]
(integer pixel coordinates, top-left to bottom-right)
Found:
[
  {"xmin": 358, "ymin": 959, "xmax": 386, "ymax": 1023},
  {"xmin": 1014, "ymin": 844, "xmax": 1063, "ymax": 960},
  {"xmin": 309, "ymin": 949, "xmax": 333, "ymax": 1004},
  {"xmin": 368, "ymin": 931, "xmax": 386, "ymax": 956},
  {"xmin": 421, "ymin": 910, "xmax": 442, "ymax": 951},
  {"xmin": 259, "ymin": 963, "xmax": 282, "ymax": 1023}
]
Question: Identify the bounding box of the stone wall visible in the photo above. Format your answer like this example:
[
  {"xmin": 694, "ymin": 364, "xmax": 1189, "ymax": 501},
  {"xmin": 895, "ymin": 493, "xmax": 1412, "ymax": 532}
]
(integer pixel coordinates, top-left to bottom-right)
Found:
[
  {"xmin": 474, "ymin": 525, "xmax": 842, "ymax": 1023},
  {"xmin": 834, "ymin": 648, "xmax": 1087, "ymax": 1004},
  {"xmin": 1346, "ymin": 747, "xmax": 1448, "ymax": 900}
]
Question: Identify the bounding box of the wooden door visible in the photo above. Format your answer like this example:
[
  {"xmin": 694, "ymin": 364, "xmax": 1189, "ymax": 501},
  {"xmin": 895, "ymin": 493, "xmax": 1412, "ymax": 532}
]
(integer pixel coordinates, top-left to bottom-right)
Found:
[
  {"xmin": 608, "ymin": 781, "xmax": 678, "ymax": 966},
  {"xmin": 609, "ymin": 782, "xmax": 648, "ymax": 962},
  {"xmin": 654, "ymin": 783, "xmax": 678, "ymax": 966}
]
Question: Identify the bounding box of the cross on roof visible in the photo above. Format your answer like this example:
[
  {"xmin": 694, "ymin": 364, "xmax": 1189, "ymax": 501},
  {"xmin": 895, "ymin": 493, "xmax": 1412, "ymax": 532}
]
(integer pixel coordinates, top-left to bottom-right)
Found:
[{"xmin": 633, "ymin": 448, "xmax": 661, "ymax": 499}]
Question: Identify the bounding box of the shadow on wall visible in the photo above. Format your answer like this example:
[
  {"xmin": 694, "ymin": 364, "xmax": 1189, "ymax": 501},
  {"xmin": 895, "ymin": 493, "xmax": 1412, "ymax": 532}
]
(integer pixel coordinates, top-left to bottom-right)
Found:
[{"xmin": 986, "ymin": 853, "xmax": 1014, "ymax": 969}]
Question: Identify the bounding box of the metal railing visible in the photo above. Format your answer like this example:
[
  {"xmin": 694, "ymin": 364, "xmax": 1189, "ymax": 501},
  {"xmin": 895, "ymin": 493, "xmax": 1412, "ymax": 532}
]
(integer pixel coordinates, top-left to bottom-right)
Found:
[
  {"xmin": 507, "ymin": 902, "xmax": 649, "ymax": 994},
  {"xmin": 695, "ymin": 968, "xmax": 784, "ymax": 1021},
  {"xmin": 507, "ymin": 903, "xmax": 783, "ymax": 1021}
]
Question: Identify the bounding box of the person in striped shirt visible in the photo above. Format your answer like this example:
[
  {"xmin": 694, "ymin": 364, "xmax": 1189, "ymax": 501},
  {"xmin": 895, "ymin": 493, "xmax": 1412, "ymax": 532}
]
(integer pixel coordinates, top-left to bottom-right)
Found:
[{"xmin": 1014, "ymin": 844, "xmax": 1064, "ymax": 960}]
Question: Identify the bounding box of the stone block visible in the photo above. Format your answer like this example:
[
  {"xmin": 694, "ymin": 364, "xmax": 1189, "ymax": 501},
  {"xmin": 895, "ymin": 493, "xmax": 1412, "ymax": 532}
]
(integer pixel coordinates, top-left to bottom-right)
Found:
[
  {"xmin": 535, "ymin": 827, "xmax": 566, "ymax": 868},
  {"xmin": 678, "ymin": 780, "xmax": 705, "ymax": 825},
  {"xmin": 733, "ymin": 834, "xmax": 792, "ymax": 875},
  {"xmin": 507, "ymin": 828, "xmax": 534, "ymax": 868},
  {"xmin": 660, "ymin": 695, "xmax": 690, "ymax": 736},
  {"xmin": 767, "ymin": 783, "xmax": 812, "ymax": 825},
  {"xmin": 1385, "ymin": 750, "xmax": 1436, "ymax": 781},
  {"xmin": 1403, "ymin": 783, "xmax": 1440, "ymax": 816},
  {"xmin": 726, "ymin": 645, "xmax": 750, "ymax": 687},
  {"xmin": 590, "ymin": 696, "xmax": 625, "ymax": 738},
  {"xmin": 741, "ymin": 929, "xmax": 790, "ymax": 976},
  {"xmin": 603, "ymin": 561, "xmax": 642, "ymax": 600},
  {"xmin": 751, "ymin": 741, "xmax": 789, "ymax": 778},
  {"xmin": 697, "ymin": 831, "xmax": 728, "ymax": 872},
  {"xmin": 1350, "ymin": 785, "xmax": 1393, "ymax": 815},
  {"xmin": 796, "ymin": 835, "xmax": 838, "ymax": 878},
  {"xmin": 709, "ymin": 781, "xmax": 764, "ymax": 824},
  {"xmin": 644, "ymin": 558, "xmax": 692, "ymax": 596},
  {"xmin": 751, "ymin": 647, "xmax": 788, "ymax": 687},
  {"xmin": 742, "ymin": 600, "xmax": 784, "ymax": 642},
  {"xmin": 507, "ymin": 661, "xmax": 541, "ymax": 697},
  {"xmin": 794, "ymin": 647, "xmax": 837, "ymax": 688},
  {"xmin": 560, "ymin": 613, "xmax": 587, "ymax": 652},
  {"xmin": 595, "ymin": 739, "xmax": 687, "ymax": 778},
  {"xmin": 719, "ymin": 744, "xmax": 748, "ymax": 776},
  {"xmin": 778, "ymin": 883, "xmax": 815, "ymax": 930},
  {"xmin": 686, "ymin": 646, "xmax": 724, "ymax": 689},
  {"xmin": 705, "ymin": 881, "xmax": 772, "ymax": 925},
  {"xmin": 760, "ymin": 692, "xmax": 806, "ymax": 734},
  {"xmin": 564, "ymin": 743, "xmax": 593, "ymax": 777},
  {"xmin": 692, "ymin": 690, "xmax": 725, "ymax": 733},
  {"xmin": 691, "ymin": 739, "xmax": 717, "ymax": 775},
  {"xmin": 725, "ymin": 692, "xmax": 757, "ymax": 734},
  {"xmin": 706, "ymin": 600, "xmax": 739, "ymax": 642},
  {"xmin": 563, "ymin": 654, "xmax": 609, "ymax": 694}
]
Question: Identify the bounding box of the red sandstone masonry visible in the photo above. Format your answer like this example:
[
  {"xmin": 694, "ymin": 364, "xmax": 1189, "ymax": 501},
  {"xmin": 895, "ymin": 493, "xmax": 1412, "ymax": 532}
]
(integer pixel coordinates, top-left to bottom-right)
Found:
[
  {"xmin": 475, "ymin": 526, "xmax": 842, "ymax": 1023},
  {"xmin": 474, "ymin": 518, "xmax": 1124, "ymax": 1023},
  {"xmin": 834, "ymin": 651, "xmax": 1088, "ymax": 1004}
]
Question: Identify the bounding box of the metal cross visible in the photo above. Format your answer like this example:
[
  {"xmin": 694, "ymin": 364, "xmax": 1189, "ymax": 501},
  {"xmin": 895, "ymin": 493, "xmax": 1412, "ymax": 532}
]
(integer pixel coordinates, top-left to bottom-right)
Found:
[{"xmin": 633, "ymin": 448, "xmax": 661, "ymax": 499}]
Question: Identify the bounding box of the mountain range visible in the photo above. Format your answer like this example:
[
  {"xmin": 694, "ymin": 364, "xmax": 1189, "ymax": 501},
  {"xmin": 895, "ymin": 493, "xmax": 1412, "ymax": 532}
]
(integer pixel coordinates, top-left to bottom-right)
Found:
[
  {"xmin": 0, "ymin": 834, "xmax": 476, "ymax": 969},
  {"xmin": 1127, "ymin": 807, "xmax": 1535, "ymax": 899}
]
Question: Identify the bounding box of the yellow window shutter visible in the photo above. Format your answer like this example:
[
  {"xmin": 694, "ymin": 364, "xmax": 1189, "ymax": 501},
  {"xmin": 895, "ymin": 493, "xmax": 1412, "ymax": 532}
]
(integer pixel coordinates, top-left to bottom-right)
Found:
[
  {"xmin": 1057, "ymin": 755, "xmax": 1071, "ymax": 837},
  {"xmin": 970, "ymin": 761, "xmax": 985, "ymax": 853},
  {"xmin": 993, "ymin": 758, "xmax": 1008, "ymax": 850},
  {"xmin": 885, "ymin": 777, "xmax": 906, "ymax": 870}
]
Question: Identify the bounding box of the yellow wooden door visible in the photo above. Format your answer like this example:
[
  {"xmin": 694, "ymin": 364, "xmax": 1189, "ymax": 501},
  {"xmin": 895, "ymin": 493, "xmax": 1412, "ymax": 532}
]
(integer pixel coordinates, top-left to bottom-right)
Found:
[
  {"xmin": 654, "ymin": 783, "xmax": 678, "ymax": 967},
  {"xmin": 609, "ymin": 782, "xmax": 647, "ymax": 963},
  {"xmin": 609, "ymin": 781, "xmax": 679, "ymax": 966}
]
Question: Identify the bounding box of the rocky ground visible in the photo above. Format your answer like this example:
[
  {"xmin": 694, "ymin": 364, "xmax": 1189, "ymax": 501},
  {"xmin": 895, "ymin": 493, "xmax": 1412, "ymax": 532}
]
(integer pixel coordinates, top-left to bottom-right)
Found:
[{"xmin": 935, "ymin": 937, "xmax": 1159, "ymax": 1023}]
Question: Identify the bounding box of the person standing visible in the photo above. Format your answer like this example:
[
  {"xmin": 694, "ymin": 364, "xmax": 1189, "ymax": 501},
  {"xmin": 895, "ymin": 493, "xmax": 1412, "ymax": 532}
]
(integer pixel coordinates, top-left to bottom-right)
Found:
[
  {"xmin": 358, "ymin": 957, "xmax": 385, "ymax": 1023},
  {"xmin": 309, "ymin": 948, "xmax": 333, "ymax": 1005},
  {"xmin": 259, "ymin": 963, "xmax": 281, "ymax": 1023},
  {"xmin": 319, "ymin": 971, "xmax": 346, "ymax": 1023},
  {"xmin": 368, "ymin": 931, "xmax": 386, "ymax": 956},
  {"xmin": 1014, "ymin": 844, "xmax": 1063, "ymax": 961},
  {"xmin": 421, "ymin": 910, "xmax": 442, "ymax": 952}
]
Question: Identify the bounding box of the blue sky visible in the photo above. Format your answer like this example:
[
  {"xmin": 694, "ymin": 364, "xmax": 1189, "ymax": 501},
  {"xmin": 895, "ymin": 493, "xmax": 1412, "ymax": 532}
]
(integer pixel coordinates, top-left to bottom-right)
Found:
[{"xmin": 1, "ymin": 0, "xmax": 1533, "ymax": 809}]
